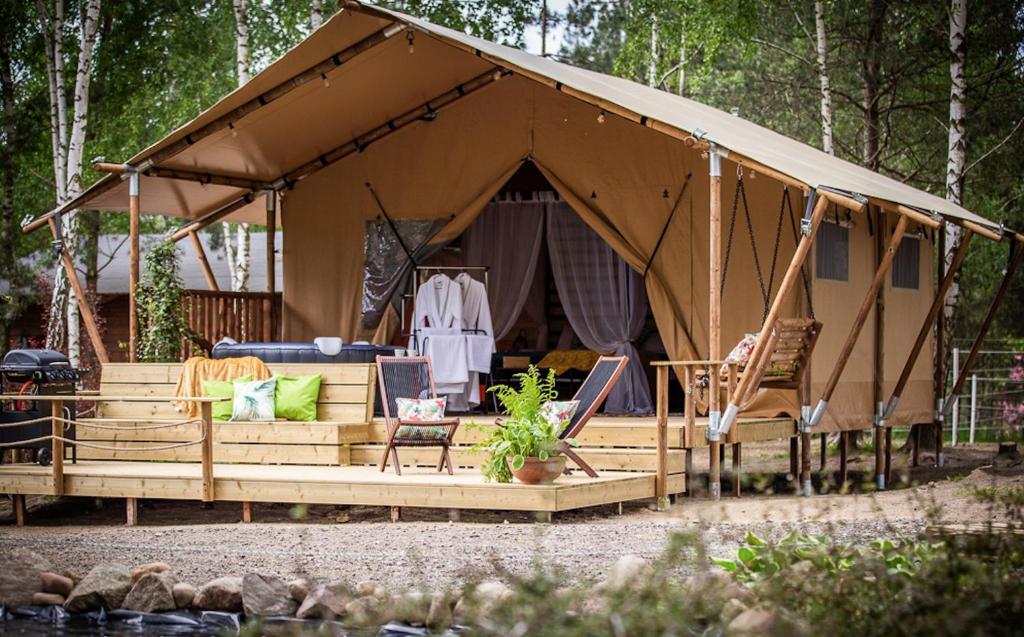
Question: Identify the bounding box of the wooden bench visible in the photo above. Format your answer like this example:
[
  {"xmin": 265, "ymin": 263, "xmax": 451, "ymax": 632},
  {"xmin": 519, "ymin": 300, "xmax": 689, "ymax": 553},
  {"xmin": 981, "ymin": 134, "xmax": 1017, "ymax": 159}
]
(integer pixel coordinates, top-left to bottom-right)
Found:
[{"xmin": 76, "ymin": 363, "xmax": 375, "ymax": 465}]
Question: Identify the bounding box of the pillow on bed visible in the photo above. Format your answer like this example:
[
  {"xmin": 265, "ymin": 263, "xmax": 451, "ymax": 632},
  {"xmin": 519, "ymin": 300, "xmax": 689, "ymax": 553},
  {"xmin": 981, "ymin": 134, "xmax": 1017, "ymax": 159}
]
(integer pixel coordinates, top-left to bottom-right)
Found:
[
  {"xmin": 395, "ymin": 397, "xmax": 448, "ymax": 440},
  {"xmin": 274, "ymin": 374, "xmax": 322, "ymax": 422},
  {"xmin": 231, "ymin": 378, "xmax": 277, "ymax": 422},
  {"xmin": 202, "ymin": 374, "xmax": 252, "ymax": 421},
  {"xmin": 540, "ymin": 400, "xmax": 580, "ymax": 432}
]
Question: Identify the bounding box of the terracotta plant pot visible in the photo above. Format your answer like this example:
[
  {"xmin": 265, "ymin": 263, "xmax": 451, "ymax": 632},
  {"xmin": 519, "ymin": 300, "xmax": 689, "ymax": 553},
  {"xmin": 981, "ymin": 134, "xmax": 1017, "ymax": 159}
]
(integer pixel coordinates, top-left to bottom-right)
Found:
[{"xmin": 508, "ymin": 455, "xmax": 567, "ymax": 485}]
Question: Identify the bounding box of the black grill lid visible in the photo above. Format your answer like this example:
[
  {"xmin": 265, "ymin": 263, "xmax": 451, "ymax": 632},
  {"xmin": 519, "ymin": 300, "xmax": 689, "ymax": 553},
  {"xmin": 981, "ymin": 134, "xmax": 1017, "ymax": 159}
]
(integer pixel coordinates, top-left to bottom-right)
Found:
[{"xmin": 1, "ymin": 349, "xmax": 71, "ymax": 370}]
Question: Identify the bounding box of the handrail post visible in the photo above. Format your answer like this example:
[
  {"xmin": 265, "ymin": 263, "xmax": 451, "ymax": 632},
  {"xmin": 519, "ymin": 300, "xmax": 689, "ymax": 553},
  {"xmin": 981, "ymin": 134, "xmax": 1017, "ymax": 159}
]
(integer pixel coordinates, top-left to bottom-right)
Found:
[
  {"xmin": 201, "ymin": 401, "xmax": 215, "ymax": 502},
  {"xmin": 51, "ymin": 399, "xmax": 64, "ymax": 497},
  {"xmin": 655, "ymin": 365, "xmax": 669, "ymax": 510}
]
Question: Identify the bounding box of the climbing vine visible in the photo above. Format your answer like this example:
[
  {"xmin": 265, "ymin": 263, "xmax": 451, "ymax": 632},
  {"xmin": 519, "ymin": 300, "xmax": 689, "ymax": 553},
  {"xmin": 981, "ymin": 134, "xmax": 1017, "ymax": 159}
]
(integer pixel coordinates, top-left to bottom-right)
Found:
[{"xmin": 135, "ymin": 240, "xmax": 188, "ymax": 362}]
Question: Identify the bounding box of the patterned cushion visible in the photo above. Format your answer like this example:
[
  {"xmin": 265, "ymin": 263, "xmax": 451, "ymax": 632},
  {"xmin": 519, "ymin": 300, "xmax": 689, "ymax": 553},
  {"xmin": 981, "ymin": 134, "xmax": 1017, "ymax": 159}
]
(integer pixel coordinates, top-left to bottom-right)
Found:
[
  {"xmin": 395, "ymin": 397, "xmax": 449, "ymax": 440},
  {"xmin": 231, "ymin": 378, "xmax": 277, "ymax": 422},
  {"xmin": 540, "ymin": 400, "xmax": 580, "ymax": 432},
  {"xmin": 721, "ymin": 333, "xmax": 758, "ymax": 376}
]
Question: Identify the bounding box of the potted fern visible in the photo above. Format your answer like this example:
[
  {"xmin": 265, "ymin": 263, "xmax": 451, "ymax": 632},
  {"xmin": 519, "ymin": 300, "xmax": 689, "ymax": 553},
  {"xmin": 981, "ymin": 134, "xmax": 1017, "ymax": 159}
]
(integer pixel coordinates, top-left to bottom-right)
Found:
[{"xmin": 474, "ymin": 365, "xmax": 577, "ymax": 484}]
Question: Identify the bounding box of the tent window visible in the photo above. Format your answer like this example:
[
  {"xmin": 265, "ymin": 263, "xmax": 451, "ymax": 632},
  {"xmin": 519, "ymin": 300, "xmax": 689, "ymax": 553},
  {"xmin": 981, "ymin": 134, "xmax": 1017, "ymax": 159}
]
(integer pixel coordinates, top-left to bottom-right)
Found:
[
  {"xmin": 815, "ymin": 221, "xmax": 849, "ymax": 282},
  {"xmin": 892, "ymin": 236, "xmax": 920, "ymax": 289}
]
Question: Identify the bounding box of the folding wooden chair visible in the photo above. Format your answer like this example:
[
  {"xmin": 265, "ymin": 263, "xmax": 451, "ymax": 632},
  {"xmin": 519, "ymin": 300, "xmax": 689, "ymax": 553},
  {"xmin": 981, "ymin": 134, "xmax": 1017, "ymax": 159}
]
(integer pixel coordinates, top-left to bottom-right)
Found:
[
  {"xmin": 376, "ymin": 355, "xmax": 460, "ymax": 475},
  {"xmin": 554, "ymin": 355, "xmax": 629, "ymax": 478}
]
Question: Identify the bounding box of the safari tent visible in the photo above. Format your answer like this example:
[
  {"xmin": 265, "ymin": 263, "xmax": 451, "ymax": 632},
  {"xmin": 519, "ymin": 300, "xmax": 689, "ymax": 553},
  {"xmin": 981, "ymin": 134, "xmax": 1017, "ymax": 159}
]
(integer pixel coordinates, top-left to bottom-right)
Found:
[{"xmin": 22, "ymin": 0, "xmax": 1018, "ymax": 445}]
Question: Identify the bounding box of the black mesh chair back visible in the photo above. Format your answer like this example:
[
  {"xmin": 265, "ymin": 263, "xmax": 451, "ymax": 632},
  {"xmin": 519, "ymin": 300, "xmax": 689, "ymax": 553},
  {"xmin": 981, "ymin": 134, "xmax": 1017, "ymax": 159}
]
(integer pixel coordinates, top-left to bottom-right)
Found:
[{"xmin": 561, "ymin": 356, "xmax": 628, "ymax": 439}]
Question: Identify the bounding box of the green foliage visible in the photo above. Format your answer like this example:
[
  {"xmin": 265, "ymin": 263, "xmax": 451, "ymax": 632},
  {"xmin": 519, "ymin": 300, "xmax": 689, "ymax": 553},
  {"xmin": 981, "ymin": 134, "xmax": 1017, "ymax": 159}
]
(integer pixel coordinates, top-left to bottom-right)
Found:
[
  {"xmin": 472, "ymin": 365, "xmax": 574, "ymax": 482},
  {"xmin": 377, "ymin": 0, "xmax": 540, "ymax": 45},
  {"xmin": 135, "ymin": 240, "xmax": 188, "ymax": 362}
]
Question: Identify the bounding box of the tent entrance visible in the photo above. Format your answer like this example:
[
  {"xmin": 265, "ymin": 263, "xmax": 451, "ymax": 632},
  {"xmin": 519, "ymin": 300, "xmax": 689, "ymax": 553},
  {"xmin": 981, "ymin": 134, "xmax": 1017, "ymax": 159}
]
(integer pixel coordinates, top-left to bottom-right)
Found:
[{"xmin": 399, "ymin": 162, "xmax": 661, "ymax": 415}]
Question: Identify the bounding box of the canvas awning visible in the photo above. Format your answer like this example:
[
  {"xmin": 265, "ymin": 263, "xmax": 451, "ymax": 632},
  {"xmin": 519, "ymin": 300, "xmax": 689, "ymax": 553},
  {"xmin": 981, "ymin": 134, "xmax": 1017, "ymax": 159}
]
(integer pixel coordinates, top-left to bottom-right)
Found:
[{"xmin": 22, "ymin": 0, "xmax": 1008, "ymax": 236}]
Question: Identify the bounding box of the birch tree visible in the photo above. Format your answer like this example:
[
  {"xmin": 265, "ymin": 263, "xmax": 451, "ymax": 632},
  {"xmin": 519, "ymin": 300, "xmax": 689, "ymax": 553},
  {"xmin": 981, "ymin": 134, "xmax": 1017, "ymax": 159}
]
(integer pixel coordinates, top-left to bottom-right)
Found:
[
  {"xmin": 814, "ymin": 0, "xmax": 834, "ymax": 155},
  {"xmin": 311, "ymin": 0, "xmax": 323, "ymax": 29},
  {"xmin": 37, "ymin": 0, "xmax": 101, "ymax": 366},
  {"xmin": 944, "ymin": 0, "xmax": 967, "ymax": 326},
  {"xmin": 224, "ymin": 0, "xmax": 251, "ymax": 291}
]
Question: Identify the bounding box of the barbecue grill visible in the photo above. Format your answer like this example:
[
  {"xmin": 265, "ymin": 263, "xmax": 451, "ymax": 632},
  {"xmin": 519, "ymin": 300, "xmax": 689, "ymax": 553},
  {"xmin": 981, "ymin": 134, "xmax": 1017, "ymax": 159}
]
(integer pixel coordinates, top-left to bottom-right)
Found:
[{"xmin": 0, "ymin": 349, "xmax": 82, "ymax": 465}]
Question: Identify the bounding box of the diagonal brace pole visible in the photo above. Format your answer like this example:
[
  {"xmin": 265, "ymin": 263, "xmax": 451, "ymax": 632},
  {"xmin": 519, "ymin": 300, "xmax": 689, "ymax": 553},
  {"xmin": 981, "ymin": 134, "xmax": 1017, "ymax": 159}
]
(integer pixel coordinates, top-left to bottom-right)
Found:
[
  {"xmin": 880, "ymin": 229, "xmax": 972, "ymax": 423},
  {"xmin": 808, "ymin": 214, "xmax": 910, "ymax": 428}
]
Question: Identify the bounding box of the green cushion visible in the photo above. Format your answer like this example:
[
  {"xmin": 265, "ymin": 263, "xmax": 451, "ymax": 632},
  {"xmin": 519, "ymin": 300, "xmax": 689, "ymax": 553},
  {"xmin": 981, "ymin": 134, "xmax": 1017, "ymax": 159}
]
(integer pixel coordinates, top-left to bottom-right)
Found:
[
  {"xmin": 274, "ymin": 374, "xmax": 322, "ymax": 422},
  {"xmin": 202, "ymin": 374, "xmax": 252, "ymax": 421}
]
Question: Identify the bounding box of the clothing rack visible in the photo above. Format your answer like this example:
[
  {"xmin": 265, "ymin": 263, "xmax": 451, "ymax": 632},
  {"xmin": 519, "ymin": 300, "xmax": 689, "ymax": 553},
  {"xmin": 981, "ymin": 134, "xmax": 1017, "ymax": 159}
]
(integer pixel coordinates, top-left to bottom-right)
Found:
[{"xmin": 401, "ymin": 265, "xmax": 490, "ymax": 346}]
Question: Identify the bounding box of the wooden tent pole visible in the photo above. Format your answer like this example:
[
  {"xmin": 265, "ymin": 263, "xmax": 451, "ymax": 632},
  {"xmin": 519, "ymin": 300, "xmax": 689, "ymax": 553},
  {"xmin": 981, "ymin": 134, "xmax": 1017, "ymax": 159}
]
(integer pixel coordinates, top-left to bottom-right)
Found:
[
  {"xmin": 809, "ymin": 215, "xmax": 909, "ymax": 437},
  {"xmin": 707, "ymin": 147, "xmax": 723, "ymax": 500},
  {"xmin": 266, "ymin": 193, "xmax": 277, "ymax": 341},
  {"xmin": 872, "ymin": 205, "xmax": 885, "ymax": 469},
  {"xmin": 880, "ymin": 230, "xmax": 972, "ymax": 446},
  {"xmin": 944, "ymin": 237, "xmax": 1024, "ymax": 412},
  {"xmin": 47, "ymin": 218, "xmax": 109, "ymax": 364},
  {"xmin": 169, "ymin": 194, "xmax": 257, "ymax": 242},
  {"xmin": 189, "ymin": 231, "xmax": 220, "ymax": 291},
  {"xmin": 718, "ymin": 193, "xmax": 830, "ymax": 436},
  {"xmin": 128, "ymin": 171, "xmax": 140, "ymax": 362}
]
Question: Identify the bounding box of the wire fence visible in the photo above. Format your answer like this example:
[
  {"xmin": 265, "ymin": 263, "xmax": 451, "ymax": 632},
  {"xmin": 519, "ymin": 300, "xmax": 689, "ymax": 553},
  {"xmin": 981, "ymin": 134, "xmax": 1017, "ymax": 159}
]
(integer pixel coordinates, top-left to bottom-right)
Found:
[{"xmin": 949, "ymin": 344, "xmax": 1024, "ymax": 445}]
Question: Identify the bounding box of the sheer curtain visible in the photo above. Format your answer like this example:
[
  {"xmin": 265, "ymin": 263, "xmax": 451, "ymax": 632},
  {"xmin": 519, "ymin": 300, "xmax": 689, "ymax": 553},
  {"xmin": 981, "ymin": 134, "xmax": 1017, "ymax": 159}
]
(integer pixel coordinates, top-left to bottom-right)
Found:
[
  {"xmin": 462, "ymin": 197, "xmax": 545, "ymax": 340},
  {"xmin": 546, "ymin": 201, "xmax": 653, "ymax": 414}
]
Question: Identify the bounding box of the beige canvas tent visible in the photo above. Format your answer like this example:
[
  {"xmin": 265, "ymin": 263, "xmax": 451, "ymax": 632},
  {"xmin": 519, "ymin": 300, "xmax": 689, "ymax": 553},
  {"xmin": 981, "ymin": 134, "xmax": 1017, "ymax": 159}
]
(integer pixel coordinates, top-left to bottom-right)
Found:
[{"xmin": 24, "ymin": 0, "xmax": 1019, "ymax": 439}]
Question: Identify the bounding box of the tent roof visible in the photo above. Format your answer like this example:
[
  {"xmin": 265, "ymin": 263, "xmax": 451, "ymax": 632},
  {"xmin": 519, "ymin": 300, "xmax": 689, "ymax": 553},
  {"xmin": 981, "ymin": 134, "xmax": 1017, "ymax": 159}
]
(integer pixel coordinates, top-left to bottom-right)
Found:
[{"xmin": 31, "ymin": 0, "xmax": 1005, "ymax": 235}]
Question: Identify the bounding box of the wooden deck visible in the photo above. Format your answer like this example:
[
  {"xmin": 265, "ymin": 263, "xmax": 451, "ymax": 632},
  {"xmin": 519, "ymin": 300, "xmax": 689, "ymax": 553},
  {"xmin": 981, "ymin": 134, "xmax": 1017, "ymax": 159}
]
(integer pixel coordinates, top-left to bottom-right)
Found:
[{"xmin": 0, "ymin": 461, "xmax": 682, "ymax": 513}]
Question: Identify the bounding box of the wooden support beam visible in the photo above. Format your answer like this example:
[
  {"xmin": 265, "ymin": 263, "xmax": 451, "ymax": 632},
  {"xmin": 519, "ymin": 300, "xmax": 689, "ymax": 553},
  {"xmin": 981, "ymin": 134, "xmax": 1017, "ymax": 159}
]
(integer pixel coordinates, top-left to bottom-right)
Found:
[
  {"xmin": 189, "ymin": 231, "xmax": 220, "ymax": 291},
  {"xmin": 169, "ymin": 193, "xmax": 257, "ymax": 242},
  {"xmin": 13, "ymin": 494, "xmax": 25, "ymax": 527},
  {"xmin": 128, "ymin": 172, "xmax": 140, "ymax": 363},
  {"xmin": 819, "ymin": 188, "xmax": 867, "ymax": 214},
  {"xmin": 708, "ymin": 148, "xmax": 723, "ymax": 500},
  {"xmin": 874, "ymin": 425, "xmax": 885, "ymax": 490},
  {"xmin": 48, "ymin": 218, "xmax": 109, "ymax": 363},
  {"xmin": 789, "ymin": 436, "xmax": 799, "ymax": 481},
  {"xmin": 126, "ymin": 497, "xmax": 138, "ymax": 526},
  {"xmin": 872, "ymin": 205, "xmax": 885, "ymax": 462},
  {"xmin": 148, "ymin": 167, "xmax": 270, "ymax": 191},
  {"xmin": 201, "ymin": 402, "xmax": 214, "ymax": 502},
  {"xmin": 720, "ymin": 194, "xmax": 830, "ymax": 433},
  {"xmin": 839, "ymin": 431, "xmax": 848, "ymax": 487},
  {"xmin": 732, "ymin": 443, "xmax": 742, "ymax": 497},
  {"xmin": 800, "ymin": 430, "xmax": 812, "ymax": 496},
  {"xmin": 655, "ymin": 365, "xmax": 669, "ymax": 510},
  {"xmin": 266, "ymin": 193, "xmax": 276, "ymax": 339},
  {"xmin": 51, "ymin": 400, "xmax": 64, "ymax": 497},
  {"xmin": 881, "ymin": 230, "xmax": 972, "ymax": 424},
  {"xmin": 810, "ymin": 215, "xmax": 909, "ymax": 426},
  {"xmin": 390, "ymin": 506, "xmax": 402, "ymax": 522},
  {"xmin": 242, "ymin": 501, "xmax": 253, "ymax": 523},
  {"xmin": 819, "ymin": 433, "xmax": 827, "ymax": 471},
  {"xmin": 945, "ymin": 238, "xmax": 1024, "ymax": 409}
]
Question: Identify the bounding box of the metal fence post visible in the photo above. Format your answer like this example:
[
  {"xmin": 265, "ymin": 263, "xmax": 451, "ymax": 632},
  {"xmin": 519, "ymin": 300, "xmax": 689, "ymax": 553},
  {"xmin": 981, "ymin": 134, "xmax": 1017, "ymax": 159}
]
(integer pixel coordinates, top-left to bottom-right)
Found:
[{"xmin": 969, "ymin": 374, "xmax": 978, "ymax": 445}]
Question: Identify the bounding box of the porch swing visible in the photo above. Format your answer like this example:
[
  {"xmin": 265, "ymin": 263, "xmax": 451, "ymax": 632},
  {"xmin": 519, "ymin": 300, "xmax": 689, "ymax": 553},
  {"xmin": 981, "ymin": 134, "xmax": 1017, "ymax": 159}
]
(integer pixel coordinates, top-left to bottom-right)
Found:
[{"xmin": 688, "ymin": 168, "xmax": 822, "ymax": 414}]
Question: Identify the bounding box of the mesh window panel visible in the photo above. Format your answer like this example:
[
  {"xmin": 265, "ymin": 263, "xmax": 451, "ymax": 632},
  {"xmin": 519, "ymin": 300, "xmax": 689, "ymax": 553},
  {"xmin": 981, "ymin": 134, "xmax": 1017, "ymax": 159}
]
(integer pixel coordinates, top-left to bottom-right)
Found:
[
  {"xmin": 815, "ymin": 221, "xmax": 849, "ymax": 282},
  {"xmin": 892, "ymin": 236, "xmax": 920, "ymax": 289},
  {"xmin": 564, "ymin": 359, "xmax": 619, "ymax": 436}
]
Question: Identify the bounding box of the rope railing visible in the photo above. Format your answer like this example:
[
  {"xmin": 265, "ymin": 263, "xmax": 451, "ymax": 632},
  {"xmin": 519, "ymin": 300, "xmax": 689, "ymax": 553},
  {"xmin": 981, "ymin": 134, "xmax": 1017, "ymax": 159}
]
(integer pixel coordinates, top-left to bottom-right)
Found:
[{"xmin": 0, "ymin": 432, "xmax": 207, "ymax": 452}]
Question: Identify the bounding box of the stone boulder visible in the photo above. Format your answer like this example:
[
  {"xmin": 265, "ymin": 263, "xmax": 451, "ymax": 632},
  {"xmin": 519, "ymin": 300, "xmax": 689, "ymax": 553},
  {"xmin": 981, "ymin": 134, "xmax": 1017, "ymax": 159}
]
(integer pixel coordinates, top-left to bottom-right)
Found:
[
  {"xmin": 31, "ymin": 592, "xmax": 66, "ymax": 606},
  {"xmin": 64, "ymin": 564, "xmax": 132, "ymax": 612},
  {"xmin": 122, "ymin": 572, "xmax": 178, "ymax": 613},
  {"xmin": 454, "ymin": 580, "xmax": 512, "ymax": 622},
  {"xmin": 680, "ymin": 571, "xmax": 754, "ymax": 619},
  {"xmin": 242, "ymin": 573, "xmax": 297, "ymax": 617},
  {"xmin": 725, "ymin": 608, "xmax": 806, "ymax": 637},
  {"xmin": 343, "ymin": 595, "xmax": 392, "ymax": 629},
  {"xmin": 596, "ymin": 555, "xmax": 652, "ymax": 592},
  {"xmin": 425, "ymin": 592, "xmax": 453, "ymax": 629},
  {"xmin": 131, "ymin": 562, "xmax": 171, "ymax": 584},
  {"xmin": 41, "ymin": 572, "xmax": 75, "ymax": 597},
  {"xmin": 194, "ymin": 576, "xmax": 244, "ymax": 612},
  {"xmin": 287, "ymin": 577, "xmax": 313, "ymax": 603},
  {"xmin": 172, "ymin": 582, "xmax": 197, "ymax": 609},
  {"xmin": 0, "ymin": 548, "xmax": 53, "ymax": 608},
  {"xmin": 296, "ymin": 582, "xmax": 351, "ymax": 620},
  {"xmin": 392, "ymin": 591, "xmax": 432, "ymax": 626}
]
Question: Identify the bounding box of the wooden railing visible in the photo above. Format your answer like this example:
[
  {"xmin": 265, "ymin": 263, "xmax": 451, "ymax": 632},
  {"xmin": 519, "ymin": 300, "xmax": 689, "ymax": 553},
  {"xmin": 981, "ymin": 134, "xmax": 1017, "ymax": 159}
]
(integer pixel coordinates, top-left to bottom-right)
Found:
[{"xmin": 182, "ymin": 290, "xmax": 282, "ymax": 358}]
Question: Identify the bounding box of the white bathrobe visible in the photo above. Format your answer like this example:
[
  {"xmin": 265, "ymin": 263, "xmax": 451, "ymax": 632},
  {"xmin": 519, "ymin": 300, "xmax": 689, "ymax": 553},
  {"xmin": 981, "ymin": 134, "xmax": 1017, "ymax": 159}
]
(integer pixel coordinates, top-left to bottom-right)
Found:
[
  {"xmin": 413, "ymin": 274, "xmax": 463, "ymax": 331},
  {"xmin": 456, "ymin": 273, "xmax": 496, "ymax": 375}
]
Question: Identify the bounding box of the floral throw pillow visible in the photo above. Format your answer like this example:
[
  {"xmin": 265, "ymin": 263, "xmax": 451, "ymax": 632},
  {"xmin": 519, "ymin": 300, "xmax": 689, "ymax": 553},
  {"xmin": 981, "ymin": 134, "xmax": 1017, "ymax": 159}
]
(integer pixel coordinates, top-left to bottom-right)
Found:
[
  {"xmin": 721, "ymin": 333, "xmax": 758, "ymax": 376},
  {"xmin": 231, "ymin": 378, "xmax": 277, "ymax": 422},
  {"xmin": 540, "ymin": 400, "xmax": 580, "ymax": 433},
  {"xmin": 395, "ymin": 397, "xmax": 449, "ymax": 440}
]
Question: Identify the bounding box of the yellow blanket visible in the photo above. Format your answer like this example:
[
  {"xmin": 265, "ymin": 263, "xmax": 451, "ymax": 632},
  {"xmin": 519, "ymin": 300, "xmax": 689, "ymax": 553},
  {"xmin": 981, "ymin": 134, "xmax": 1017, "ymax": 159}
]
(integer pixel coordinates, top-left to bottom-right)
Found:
[
  {"xmin": 173, "ymin": 356, "xmax": 271, "ymax": 417},
  {"xmin": 537, "ymin": 350, "xmax": 600, "ymax": 376}
]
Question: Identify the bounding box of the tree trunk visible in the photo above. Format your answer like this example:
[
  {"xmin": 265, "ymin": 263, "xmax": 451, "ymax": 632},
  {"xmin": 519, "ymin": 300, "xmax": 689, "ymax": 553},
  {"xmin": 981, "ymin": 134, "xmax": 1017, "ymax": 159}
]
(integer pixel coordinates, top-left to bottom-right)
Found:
[
  {"xmin": 0, "ymin": 22, "xmax": 16, "ymax": 357},
  {"xmin": 228, "ymin": 0, "xmax": 251, "ymax": 292},
  {"xmin": 862, "ymin": 0, "xmax": 885, "ymax": 171},
  {"xmin": 814, "ymin": 0, "xmax": 834, "ymax": 155},
  {"xmin": 647, "ymin": 13, "xmax": 659, "ymax": 88},
  {"xmin": 310, "ymin": 0, "xmax": 323, "ymax": 29},
  {"xmin": 677, "ymin": 31, "xmax": 686, "ymax": 96},
  {"xmin": 540, "ymin": 0, "xmax": 548, "ymax": 56}
]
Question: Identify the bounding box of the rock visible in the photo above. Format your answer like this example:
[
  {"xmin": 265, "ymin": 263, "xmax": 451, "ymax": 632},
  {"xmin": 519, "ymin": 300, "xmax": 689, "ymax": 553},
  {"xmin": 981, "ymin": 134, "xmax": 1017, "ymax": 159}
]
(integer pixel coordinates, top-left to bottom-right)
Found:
[
  {"xmin": 194, "ymin": 576, "xmax": 244, "ymax": 612},
  {"xmin": 680, "ymin": 571, "xmax": 753, "ymax": 618},
  {"xmin": 41, "ymin": 572, "xmax": 75, "ymax": 597},
  {"xmin": 725, "ymin": 608, "xmax": 806, "ymax": 637},
  {"xmin": 393, "ymin": 591, "xmax": 432, "ymax": 626},
  {"xmin": 287, "ymin": 577, "xmax": 312, "ymax": 603},
  {"xmin": 0, "ymin": 548, "xmax": 53, "ymax": 608},
  {"xmin": 172, "ymin": 582, "xmax": 197, "ymax": 609},
  {"xmin": 354, "ymin": 580, "xmax": 376, "ymax": 597},
  {"xmin": 296, "ymin": 582, "xmax": 351, "ymax": 620},
  {"xmin": 343, "ymin": 596, "xmax": 391, "ymax": 629},
  {"xmin": 242, "ymin": 573, "xmax": 297, "ymax": 617},
  {"xmin": 720, "ymin": 598, "xmax": 749, "ymax": 625},
  {"xmin": 131, "ymin": 562, "xmax": 171, "ymax": 584},
  {"xmin": 64, "ymin": 564, "xmax": 132, "ymax": 612},
  {"xmin": 425, "ymin": 593, "xmax": 453, "ymax": 629},
  {"xmin": 456, "ymin": 580, "xmax": 512, "ymax": 620},
  {"xmin": 31, "ymin": 592, "xmax": 65, "ymax": 606},
  {"xmin": 123, "ymin": 572, "xmax": 177, "ymax": 613},
  {"xmin": 597, "ymin": 555, "xmax": 652, "ymax": 591}
]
